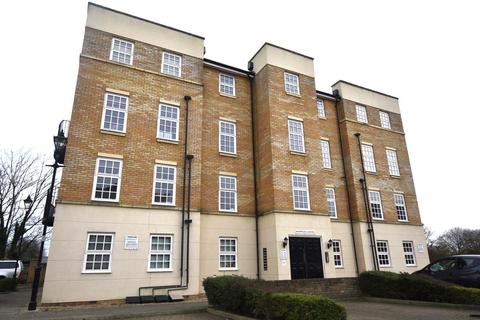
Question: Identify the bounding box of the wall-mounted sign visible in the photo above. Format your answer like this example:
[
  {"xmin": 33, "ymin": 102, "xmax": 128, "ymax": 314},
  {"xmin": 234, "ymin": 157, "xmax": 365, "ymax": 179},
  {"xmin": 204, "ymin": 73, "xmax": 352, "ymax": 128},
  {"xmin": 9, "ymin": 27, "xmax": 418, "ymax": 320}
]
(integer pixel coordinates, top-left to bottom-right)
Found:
[
  {"xmin": 294, "ymin": 230, "xmax": 315, "ymax": 236},
  {"xmin": 417, "ymin": 244, "xmax": 425, "ymax": 253},
  {"xmin": 124, "ymin": 235, "xmax": 138, "ymax": 250},
  {"xmin": 280, "ymin": 248, "xmax": 288, "ymax": 266}
]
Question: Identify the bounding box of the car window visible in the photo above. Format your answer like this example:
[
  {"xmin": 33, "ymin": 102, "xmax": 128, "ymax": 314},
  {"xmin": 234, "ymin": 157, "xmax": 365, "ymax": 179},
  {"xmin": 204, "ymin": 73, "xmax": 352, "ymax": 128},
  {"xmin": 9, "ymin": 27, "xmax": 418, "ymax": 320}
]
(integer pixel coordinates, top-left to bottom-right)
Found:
[
  {"xmin": 430, "ymin": 258, "xmax": 456, "ymax": 272},
  {"xmin": 0, "ymin": 261, "xmax": 17, "ymax": 269},
  {"xmin": 457, "ymin": 257, "xmax": 480, "ymax": 270}
]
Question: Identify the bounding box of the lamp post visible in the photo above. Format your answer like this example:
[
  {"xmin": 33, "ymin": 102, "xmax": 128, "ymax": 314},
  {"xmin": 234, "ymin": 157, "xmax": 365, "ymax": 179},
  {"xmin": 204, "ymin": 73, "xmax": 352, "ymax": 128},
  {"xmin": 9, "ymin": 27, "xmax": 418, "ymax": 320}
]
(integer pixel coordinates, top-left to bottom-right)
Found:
[
  {"xmin": 13, "ymin": 196, "xmax": 33, "ymax": 279},
  {"xmin": 28, "ymin": 120, "xmax": 68, "ymax": 311}
]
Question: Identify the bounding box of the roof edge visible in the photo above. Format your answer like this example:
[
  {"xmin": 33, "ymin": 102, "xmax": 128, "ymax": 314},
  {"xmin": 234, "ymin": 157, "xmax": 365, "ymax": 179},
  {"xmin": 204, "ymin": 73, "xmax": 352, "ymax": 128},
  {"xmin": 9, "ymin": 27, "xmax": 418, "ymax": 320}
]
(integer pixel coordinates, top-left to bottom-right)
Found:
[
  {"xmin": 204, "ymin": 58, "xmax": 252, "ymax": 76},
  {"xmin": 88, "ymin": 2, "xmax": 205, "ymax": 40},
  {"xmin": 332, "ymin": 80, "xmax": 398, "ymax": 100}
]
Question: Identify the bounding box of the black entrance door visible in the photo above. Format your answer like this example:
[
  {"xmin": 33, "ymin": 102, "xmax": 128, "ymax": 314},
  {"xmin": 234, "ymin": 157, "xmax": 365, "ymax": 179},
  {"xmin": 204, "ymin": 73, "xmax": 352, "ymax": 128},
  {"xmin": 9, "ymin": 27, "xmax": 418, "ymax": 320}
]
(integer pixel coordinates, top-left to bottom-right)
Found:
[{"xmin": 289, "ymin": 237, "xmax": 324, "ymax": 279}]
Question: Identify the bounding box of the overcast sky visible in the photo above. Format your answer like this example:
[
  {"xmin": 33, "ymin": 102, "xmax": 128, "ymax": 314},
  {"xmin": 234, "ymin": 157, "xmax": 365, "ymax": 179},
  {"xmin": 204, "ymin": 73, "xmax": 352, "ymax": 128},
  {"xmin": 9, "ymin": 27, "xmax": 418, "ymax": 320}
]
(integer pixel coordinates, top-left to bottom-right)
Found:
[{"xmin": 1, "ymin": 0, "xmax": 478, "ymax": 237}]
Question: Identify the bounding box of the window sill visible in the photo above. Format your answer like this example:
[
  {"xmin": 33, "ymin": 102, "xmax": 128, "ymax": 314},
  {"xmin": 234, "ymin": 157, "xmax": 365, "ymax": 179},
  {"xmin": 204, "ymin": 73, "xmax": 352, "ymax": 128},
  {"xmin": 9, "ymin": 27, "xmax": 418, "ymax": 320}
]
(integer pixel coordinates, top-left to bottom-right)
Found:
[
  {"xmin": 91, "ymin": 199, "xmax": 119, "ymax": 204},
  {"xmin": 322, "ymin": 167, "xmax": 333, "ymax": 172},
  {"xmin": 219, "ymin": 152, "xmax": 237, "ymax": 158},
  {"xmin": 82, "ymin": 271, "xmax": 112, "ymax": 274},
  {"xmin": 372, "ymin": 217, "xmax": 384, "ymax": 221},
  {"xmin": 147, "ymin": 269, "xmax": 173, "ymax": 273},
  {"xmin": 290, "ymin": 151, "xmax": 306, "ymax": 156},
  {"xmin": 390, "ymin": 175, "xmax": 401, "ymax": 179},
  {"xmin": 219, "ymin": 269, "xmax": 238, "ymax": 272},
  {"xmin": 293, "ymin": 208, "xmax": 311, "ymax": 212},
  {"xmin": 318, "ymin": 116, "xmax": 327, "ymax": 120},
  {"xmin": 100, "ymin": 129, "xmax": 126, "ymax": 137},
  {"xmin": 286, "ymin": 92, "xmax": 301, "ymax": 98},
  {"xmin": 157, "ymin": 138, "xmax": 179, "ymax": 145},
  {"xmin": 379, "ymin": 265, "xmax": 392, "ymax": 268},
  {"xmin": 151, "ymin": 202, "xmax": 176, "ymax": 207},
  {"xmin": 365, "ymin": 171, "xmax": 377, "ymax": 175},
  {"xmin": 398, "ymin": 220, "xmax": 409, "ymax": 223},
  {"xmin": 334, "ymin": 266, "xmax": 344, "ymax": 269},
  {"xmin": 219, "ymin": 210, "xmax": 238, "ymax": 214},
  {"xmin": 330, "ymin": 216, "xmax": 338, "ymax": 219},
  {"xmin": 406, "ymin": 265, "xmax": 417, "ymax": 267},
  {"xmin": 219, "ymin": 93, "xmax": 236, "ymax": 99}
]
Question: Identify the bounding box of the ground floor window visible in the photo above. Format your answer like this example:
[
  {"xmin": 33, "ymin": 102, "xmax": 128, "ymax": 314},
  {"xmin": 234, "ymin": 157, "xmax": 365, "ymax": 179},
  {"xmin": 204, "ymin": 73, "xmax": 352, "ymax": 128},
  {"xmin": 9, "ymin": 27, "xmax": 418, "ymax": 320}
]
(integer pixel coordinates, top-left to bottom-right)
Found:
[
  {"xmin": 332, "ymin": 240, "xmax": 343, "ymax": 267},
  {"xmin": 83, "ymin": 233, "xmax": 114, "ymax": 273},
  {"xmin": 149, "ymin": 235, "xmax": 173, "ymax": 271},
  {"xmin": 219, "ymin": 237, "xmax": 237, "ymax": 270},
  {"xmin": 402, "ymin": 241, "xmax": 416, "ymax": 266},
  {"xmin": 376, "ymin": 240, "xmax": 391, "ymax": 267}
]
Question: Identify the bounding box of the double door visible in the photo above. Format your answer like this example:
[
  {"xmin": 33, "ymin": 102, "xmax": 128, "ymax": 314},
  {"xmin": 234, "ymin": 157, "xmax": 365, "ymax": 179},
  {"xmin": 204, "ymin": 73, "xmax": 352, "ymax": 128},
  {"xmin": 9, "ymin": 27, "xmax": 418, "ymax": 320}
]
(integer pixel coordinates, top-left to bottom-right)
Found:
[{"xmin": 289, "ymin": 237, "xmax": 324, "ymax": 279}]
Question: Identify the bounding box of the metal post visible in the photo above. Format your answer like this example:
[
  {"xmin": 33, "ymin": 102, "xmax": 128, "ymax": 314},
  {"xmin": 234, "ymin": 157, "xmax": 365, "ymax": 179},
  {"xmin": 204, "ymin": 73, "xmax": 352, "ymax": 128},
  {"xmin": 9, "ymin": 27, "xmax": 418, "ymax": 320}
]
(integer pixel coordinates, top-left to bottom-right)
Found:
[{"xmin": 28, "ymin": 162, "xmax": 59, "ymax": 311}]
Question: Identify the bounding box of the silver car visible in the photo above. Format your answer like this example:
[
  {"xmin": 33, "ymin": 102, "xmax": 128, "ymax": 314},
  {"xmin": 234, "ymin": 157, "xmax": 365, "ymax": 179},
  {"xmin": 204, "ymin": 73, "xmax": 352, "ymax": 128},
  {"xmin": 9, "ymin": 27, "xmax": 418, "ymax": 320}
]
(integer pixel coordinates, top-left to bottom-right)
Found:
[{"xmin": 0, "ymin": 260, "xmax": 24, "ymax": 279}]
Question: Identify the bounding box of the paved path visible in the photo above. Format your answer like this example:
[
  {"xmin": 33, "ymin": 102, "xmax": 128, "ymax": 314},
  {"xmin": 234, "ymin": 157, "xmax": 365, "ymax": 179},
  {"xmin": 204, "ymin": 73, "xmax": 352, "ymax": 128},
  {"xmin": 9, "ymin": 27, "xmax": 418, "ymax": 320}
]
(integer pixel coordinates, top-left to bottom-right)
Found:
[
  {"xmin": 340, "ymin": 300, "xmax": 479, "ymax": 320},
  {"xmin": 127, "ymin": 312, "xmax": 220, "ymax": 320}
]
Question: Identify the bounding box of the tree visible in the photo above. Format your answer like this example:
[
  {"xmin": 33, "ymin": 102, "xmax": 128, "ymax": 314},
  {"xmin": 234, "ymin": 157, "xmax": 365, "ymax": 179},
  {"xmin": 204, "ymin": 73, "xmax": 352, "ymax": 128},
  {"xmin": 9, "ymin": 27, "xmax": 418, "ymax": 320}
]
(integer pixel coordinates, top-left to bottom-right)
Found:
[
  {"xmin": 426, "ymin": 226, "xmax": 480, "ymax": 261},
  {"xmin": 0, "ymin": 150, "xmax": 53, "ymax": 259}
]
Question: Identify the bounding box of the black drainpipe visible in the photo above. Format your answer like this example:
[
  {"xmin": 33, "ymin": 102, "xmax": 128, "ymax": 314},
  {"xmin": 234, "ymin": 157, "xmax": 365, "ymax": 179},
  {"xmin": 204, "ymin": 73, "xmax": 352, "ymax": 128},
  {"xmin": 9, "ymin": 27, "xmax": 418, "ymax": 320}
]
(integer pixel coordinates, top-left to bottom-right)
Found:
[
  {"xmin": 354, "ymin": 133, "xmax": 379, "ymax": 271},
  {"xmin": 332, "ymin": 91, "xmax": 359, "ymax": 275},
  {"xmin": 185, "ymin": 153, "xmax": 194, "ymax": 286},
  {"xmin": 180, "ymin": 95, "xmax": 192, "ymax": 286},
  {"xmin": 248, "ymin": 69, "xmax": 260, "ymax": 280}
]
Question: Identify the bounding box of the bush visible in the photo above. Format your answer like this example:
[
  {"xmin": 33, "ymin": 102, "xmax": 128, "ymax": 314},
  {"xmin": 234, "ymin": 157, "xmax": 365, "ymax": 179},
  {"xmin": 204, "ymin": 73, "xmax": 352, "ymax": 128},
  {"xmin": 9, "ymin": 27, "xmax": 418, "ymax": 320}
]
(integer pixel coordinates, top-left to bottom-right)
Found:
[
  {"xmin": 202, "ymin": 276, "xmax": 347, "ymax": 319},
  {"xmin": 0, "ymin": 278, "xmax": 18, "ymax": 292},
  {"xmin": 359, "ymin": 271, "xmax": 480, "ymax": 305},
  {"xmin": 203, "ymin": 276, "xmax": 263, "ymax": 317},
  {"xmin": 257, "ymin": 292, "xmax": 347, "ymax": 320}
]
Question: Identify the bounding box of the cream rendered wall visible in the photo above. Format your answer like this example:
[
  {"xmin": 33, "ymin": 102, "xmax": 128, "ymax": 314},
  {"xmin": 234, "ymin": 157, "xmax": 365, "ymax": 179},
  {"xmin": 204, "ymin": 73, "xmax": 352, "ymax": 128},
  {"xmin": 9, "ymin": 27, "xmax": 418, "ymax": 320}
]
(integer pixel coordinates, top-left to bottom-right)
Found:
[
  {"xmin": 42, "ymin": 204, "xmax": 201, "ymax": 303},
  {"xmin": 330, "ymin": 221, "xmax": 358, "ymax": 278},
  {"xmin": 258, "ymin": 213, "xmax": 280, "ymax": 280},
  {"xmin": 332, "ymin": 81, "xmax": 400, "ymax": 114},
  {"xmin": 86, "ymin": 4, "xmax": 204, "ymax": 58},
  {"xmin": 250, "ymin": 44, "xmax": 315, "ymax": 77},
  {"xmin": 198, "ymin": 214, "xmax": 257, "ymax": 291},
  {"xmin": 353, "ymin": 222, "xmax": 429, "ymax": 273}
]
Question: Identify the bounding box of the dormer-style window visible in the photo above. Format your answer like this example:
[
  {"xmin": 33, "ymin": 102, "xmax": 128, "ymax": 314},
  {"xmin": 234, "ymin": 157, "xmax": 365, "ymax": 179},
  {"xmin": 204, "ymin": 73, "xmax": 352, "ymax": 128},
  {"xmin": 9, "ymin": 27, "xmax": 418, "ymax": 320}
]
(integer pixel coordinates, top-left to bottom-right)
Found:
[
  {"xmin": 110, "ymin": 38, "xmax": 134, "ymax": 65},
  {"xmin": 161, "ymin": 52, "xmax": 182, "ymax": 77},
  {"xmin": 284, "ymin": 72, "xmax": 300, "ymax": 95}
]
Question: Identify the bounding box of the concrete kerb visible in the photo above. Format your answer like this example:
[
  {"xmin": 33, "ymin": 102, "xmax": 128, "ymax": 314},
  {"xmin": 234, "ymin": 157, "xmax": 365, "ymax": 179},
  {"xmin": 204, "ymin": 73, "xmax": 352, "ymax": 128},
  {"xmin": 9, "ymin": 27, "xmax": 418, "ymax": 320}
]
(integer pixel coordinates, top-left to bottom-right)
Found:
[
  {"xmin": 206, "ymin": 308, "xmax": 255, "ymax": 320},
  {"xmin": 357, "ymin": 297, "xmax": 480, "ymax": 311}
]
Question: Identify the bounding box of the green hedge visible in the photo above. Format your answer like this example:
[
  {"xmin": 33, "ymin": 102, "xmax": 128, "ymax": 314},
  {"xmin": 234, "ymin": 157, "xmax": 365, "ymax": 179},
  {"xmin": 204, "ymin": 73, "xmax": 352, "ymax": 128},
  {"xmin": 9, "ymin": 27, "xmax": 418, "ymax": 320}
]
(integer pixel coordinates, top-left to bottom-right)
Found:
[
  {"xmin": 359, "ymin": 271, "xmax": 480, "ymax": 305},
  {"xmin": 0, "ymin": 278, "xmax": 18, "ymax": 292},
  {"xmin": 257, "ymin": 292, "xmax": 347, "ymax": 320},
  {"xmin": 202, "ymin": 276, "xmax": 346, "ymax": 320}
]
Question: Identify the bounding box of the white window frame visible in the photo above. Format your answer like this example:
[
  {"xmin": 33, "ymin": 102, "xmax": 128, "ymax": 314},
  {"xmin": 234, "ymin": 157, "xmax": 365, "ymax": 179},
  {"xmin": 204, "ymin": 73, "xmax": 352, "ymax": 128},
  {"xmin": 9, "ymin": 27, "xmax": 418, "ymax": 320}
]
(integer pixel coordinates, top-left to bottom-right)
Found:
[
  {"xmin": 368, "ymin": 190, "xmax": 384, "ymax": 220},
  {"xmin": 161, "ymin": 52, "xmax": 182, "ymax": 77},
  {"xmin": 386, "ymin": 148, "xmax": 400, "ymax": 176},
  {"xmin": 148, "ymin": 234, "xmax": 173, "ymax": 272},
  {"xmin": 152, "ymin": 164, "xmax": 177, "ymax": 206},
  {"xmin": 284, "ymin": 72, "xmax": 300, "ymax": 95},
  {"xmin": 218, "ymin": 120, "xmax": 237, "ymax": 155},
  {"xmin": 361, "ymin": 143, "xmax": 377, "ymax": 173},
  {"xmin": 83, "ymin": 233, "xmax": 114, "ymax": 273},
  {"xmin": 91, "ymin": 157, "xmax": 123, "ymax": 202},
  {"xmin": 219, "ymin": 237, "xmax": 238, "ymax": 271},
  {"xmin": 325, "ymin": 187, "xmax": 338, "ymax": 218},
  {"xmin": 288, "ymin": 119, "xmax": 305, "ymax": 153},
  {"xmin": 402, "ymin": 241, "xmax": 416, "ymax": 266},
  {"xmin": 376, "ymin": 240, "xmax": 391, "ymax": 267},
  {"xmin": 219, "ymin": 73, "xmax": 236, "ymax": 96},
  {"xmin": 394, "ymin": 193, "xmax": 409, "ymax": 221},
  {"xmin": 101, "ymin": 92, "xmax": 129, "ymax": 133},
  {"xmin": 109, "ymin": 38, "xmax": 134, "ymax": 65},
  {"xmin": 379, "ymin": 111, "xmax": 391, "ymax": 129},
  {"xmin": 332, "ymin": 240, "xmax": 343, "ymax": 268},
  {"xmin": 157, "ymin": 104, "xmax": 180, "ymax": 142},
  {"xmin": 291, "ymin": 174, "xmax": 310, "ymax": 211},
  {"xmin": 317, "ymin": 99, "xmax": 326, "ymax": 118},
  {"xmin": 320, "ymin": 139, "xmax": 332, "ymax": 169},
  {"xmin": 219, "ymin": 175, "xmax": 237, "ymax": 212},
  {"xmin": 356, "ymin": 105, "xmax": 368, "ymax": 123}
]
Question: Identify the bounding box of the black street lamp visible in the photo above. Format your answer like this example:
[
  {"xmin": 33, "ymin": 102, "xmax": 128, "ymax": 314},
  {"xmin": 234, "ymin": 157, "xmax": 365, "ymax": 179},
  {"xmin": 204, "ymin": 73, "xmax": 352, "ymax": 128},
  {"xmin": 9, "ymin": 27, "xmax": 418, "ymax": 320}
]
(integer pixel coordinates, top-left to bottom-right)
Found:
[
  {"xmin": 13, "ymin": 196, "xmax": 33, "ymax": 279},
  {"xmin": 28, "ymin": 120, "xmax": 69, "ymax": 311}
]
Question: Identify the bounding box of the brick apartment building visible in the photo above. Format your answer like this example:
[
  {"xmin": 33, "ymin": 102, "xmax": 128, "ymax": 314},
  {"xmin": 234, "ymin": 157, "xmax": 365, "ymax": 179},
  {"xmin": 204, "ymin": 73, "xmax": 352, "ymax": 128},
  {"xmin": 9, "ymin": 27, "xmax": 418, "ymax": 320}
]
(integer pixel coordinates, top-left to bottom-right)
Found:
[{"xmin": 42, "ymin": 3, "xmax": 429, "ymax": 303}]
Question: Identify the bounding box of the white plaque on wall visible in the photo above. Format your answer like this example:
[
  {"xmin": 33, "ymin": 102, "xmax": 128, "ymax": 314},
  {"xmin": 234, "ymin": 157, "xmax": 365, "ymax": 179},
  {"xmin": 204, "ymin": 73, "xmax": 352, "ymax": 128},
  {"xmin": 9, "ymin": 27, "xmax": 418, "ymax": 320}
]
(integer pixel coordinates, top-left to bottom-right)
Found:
[
  {"xmin": 417, "ymin": 244, "xmax": 425, "ymax": 253},
  {"xmin": 124, "ymin": 235, "xmax": 139, "ymax": 250},
  {"xmin": 280, "ymin": 249, "xmax": 288, "ymax": 266}
]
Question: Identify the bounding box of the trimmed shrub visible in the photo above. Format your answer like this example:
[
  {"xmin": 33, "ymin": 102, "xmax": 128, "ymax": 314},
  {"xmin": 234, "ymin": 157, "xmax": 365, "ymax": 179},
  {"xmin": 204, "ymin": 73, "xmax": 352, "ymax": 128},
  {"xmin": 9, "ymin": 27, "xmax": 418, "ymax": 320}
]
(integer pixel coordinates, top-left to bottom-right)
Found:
[
  {"xmin": 203, "ymin": 276, "xmax": 263, "ymax": 316},
  {"xmin": 203, "ymin": 276, "xmax": 347, "ymax": 319},
  {"xmin": 256, "ymin": 292, "xmax": 347, "ymax": 320},
  {"xmin": 0, "ymin": 278, "xmax": 18, "ymax": 292},
  {"xmin": 359, "ymin": 271, "xmax": 480, "ymax": 305}
]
